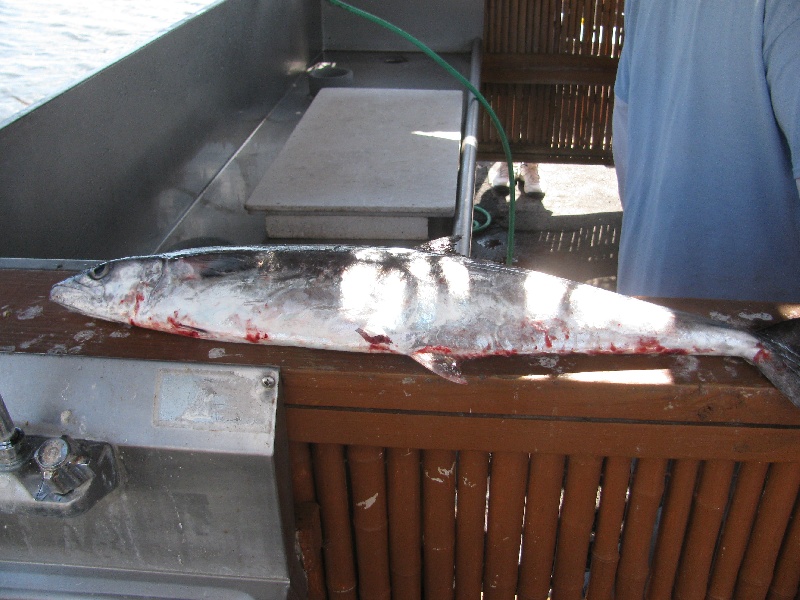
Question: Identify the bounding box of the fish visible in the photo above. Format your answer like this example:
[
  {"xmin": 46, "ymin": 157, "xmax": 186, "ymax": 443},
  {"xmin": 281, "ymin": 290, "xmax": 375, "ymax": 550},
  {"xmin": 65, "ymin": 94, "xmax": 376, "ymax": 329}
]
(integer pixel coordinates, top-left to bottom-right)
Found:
[{"xmin": 50, "ymin": 242, "xmax": 800, "ymax": 407}]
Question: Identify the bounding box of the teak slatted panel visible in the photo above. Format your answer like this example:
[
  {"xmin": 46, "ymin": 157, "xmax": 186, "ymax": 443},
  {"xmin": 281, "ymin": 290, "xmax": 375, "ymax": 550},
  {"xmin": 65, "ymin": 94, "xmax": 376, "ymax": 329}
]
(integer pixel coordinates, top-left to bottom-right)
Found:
[
  {"xmin": 480, "ymin": 0, "xmax": 624, "ymax": 164},
  {"xmin": 288, "ymin": 446, "xmax": 800, "ymax": 600}
]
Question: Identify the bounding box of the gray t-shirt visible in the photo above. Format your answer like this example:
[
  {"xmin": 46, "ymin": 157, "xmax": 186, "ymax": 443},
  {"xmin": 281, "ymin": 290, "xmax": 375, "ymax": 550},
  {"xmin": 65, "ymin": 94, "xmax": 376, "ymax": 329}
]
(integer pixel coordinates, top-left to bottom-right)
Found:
[{"xmin": 614, "ymin": 0, "xmax": 800, "ymax": 301}]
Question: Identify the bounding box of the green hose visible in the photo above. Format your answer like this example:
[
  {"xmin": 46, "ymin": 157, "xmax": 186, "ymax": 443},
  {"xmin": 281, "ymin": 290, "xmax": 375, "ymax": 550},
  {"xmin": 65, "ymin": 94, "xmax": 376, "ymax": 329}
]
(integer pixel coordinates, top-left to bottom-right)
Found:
[
  {"xmin": 325, "ymin": 0, "xmax": 516, "ymax": 265},
  {"xmin": 472, "ymin": 204, "xmax": 492, "ymax": 232}
]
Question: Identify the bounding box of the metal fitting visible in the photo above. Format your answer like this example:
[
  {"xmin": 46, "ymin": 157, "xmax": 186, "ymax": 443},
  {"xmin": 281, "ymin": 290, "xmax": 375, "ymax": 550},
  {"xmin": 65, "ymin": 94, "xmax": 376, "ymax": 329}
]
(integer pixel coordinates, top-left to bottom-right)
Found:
[
  {"xmin": 0, "ymin": 393, "xmax": 27, "ymax": 471},
  {"xmin": 34, "ymin": 437, "xmax": 93, "ymax": 497}
]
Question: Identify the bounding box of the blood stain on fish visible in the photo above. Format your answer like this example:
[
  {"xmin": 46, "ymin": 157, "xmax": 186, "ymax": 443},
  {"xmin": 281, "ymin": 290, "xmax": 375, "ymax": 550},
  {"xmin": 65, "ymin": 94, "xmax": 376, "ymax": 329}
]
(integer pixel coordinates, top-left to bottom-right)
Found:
[
  {"xmin": 753, "ymin": 348, "xmax": 772, "ymax": 363},
  {"xmin": 525, "ymin": 320, "xmax": 555, "ymax": 349},
  {"xmin": 356, "ymin": 328, "xmax": 393, "ymax": 352},
  {"xmin": 166, "ymin": 317, "xmax": 201, "ymax": 338},
  {"xmin": 245, "ymin": 329, "xmax": 269, "ymax": 343},
  {"xmin": 417, "ymin": 345, "xmax": 454, "ymax": 355}
]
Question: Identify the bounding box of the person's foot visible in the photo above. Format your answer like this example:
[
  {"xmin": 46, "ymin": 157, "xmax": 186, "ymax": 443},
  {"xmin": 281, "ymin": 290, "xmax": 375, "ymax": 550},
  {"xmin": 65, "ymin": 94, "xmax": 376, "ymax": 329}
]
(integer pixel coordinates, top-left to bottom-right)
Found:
[
  {"xmin": 488, "ymin": 161, "xmax": 512, "ymax": 193},
  {"xmin": 488, "ymin": 162, "xmax": 545, "ymax": 199},
  {"xmin": 517, "ymin": 163, "xmax": 544, "ymax": 199}
]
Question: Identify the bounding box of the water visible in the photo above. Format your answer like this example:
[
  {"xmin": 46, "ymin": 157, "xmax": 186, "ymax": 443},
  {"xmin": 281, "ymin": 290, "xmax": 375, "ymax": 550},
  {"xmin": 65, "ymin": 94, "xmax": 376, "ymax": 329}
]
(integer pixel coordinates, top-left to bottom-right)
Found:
[{"xmin": 0, "ymin": 0, "xmax": 216, "ymax": 124}]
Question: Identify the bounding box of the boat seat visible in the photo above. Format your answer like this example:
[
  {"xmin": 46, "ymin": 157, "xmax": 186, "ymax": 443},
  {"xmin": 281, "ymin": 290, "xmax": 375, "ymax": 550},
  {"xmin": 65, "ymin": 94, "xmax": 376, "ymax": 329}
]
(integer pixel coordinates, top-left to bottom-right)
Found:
[{"xmin": 246, "ymin": 87, "xmax": 462, "ymax": 241}]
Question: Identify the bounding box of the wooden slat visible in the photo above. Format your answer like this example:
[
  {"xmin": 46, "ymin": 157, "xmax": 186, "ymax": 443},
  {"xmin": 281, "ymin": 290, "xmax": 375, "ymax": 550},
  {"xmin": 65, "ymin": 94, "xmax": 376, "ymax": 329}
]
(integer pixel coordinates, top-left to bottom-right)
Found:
[
  {"xmin": 605, "ymin": 0, "xmax": 623, "ymax": 58},
  {"xmin": 518, "ymin": 453, "xmax": 566, "ymax": 600},
  {"xmin": 735, "ymin": 463, "xmax": 800, "ymax": 600},
  {"xmin": 290, "ymin": 441, "xmax": 317, "ymax": 503},
  {"xmin": 294, "ymin": 501, "xmax": 327, "ymax": 600},
  {"xmin": 539, "ymin": 0, "xmax": 550, "ymax": 53},
  {"xmin": 290, "ymin": 441, "xmax": 327, "ymax": 600},
  {"xmin": 581, "ymin": 2, "xmax": 604, "ymax": 56},
  {"xmin": 313, "ymin": 443, "xmax": 358, "ymax": 600},
  {"xmin": 482, "ymin": 54, "xmax": 619, "ymax": 85},
  {"xmin": 484, "ymin": 452, "xmax": 529, "ymax": 600},
  {"xmin": 284, "ymin": 361, "xmax": 799, "ymax": 428},
  {"xmin": 547, "ymin": 0, "xmax": 559, "ymax": 54},
  {"xmin": 287, "ymin": 408, "xmax": 800, "ymax": 462},
  {"xmin": 675, "ymin": 460, "xmax": 736, "ymax": 600},
  {"xmin": 387, "ymin": 448, "xmax": 423, "ymax": 600},
  {"xmin": 455, "ymin": 451, "xmax": 490, "ymax": 600},
  {"xmin": 531, "ymin": 0, "xmax": 544, "ymax": 53},
  {"xmin": 423, "ymin": 449, "xmax": 457, "ymax": 600},
  {"xmin": 707, "ymin": 462, "xmax": 770, "ymax": 600},
  {"xmin": 599, "ymin": 0, "xmax": 612, "ymax": 56},
  {"xmin": 509, "ymin": 0, "xmax": 520, "ymax": 53},
  {"xmin": 552, "ymin": 455, "xmax": 604, "ymax": 600},
  {"xmin": 767, "ymin": 500, "xmax": 800, "ymax": 600},
  {"xmin": 587, "ymin": 456, "xmax": 632, "ymax": 600},
  {"xmin": 500, "ymin": 0, "xmax": 510, "ymax": 53},
  {"xmin": 524, "ymin": 84, "xmax": 537, "ymax": 145},
  {"xmin": 561, "ymin": 0, "xmax": 578, "ymax": 54},
  {"xmin": 567, "ymin": 83, "xmax": 581, "ymax": 150},
  {"xmin": 478, "ymin": 139, "xmax": 617, "ymax": 163},
  {"xmin": 602, "ymin": 84, "xmax": 614, "ymax": 151},
  {"xmin": 616, "ymin": 458, "xmax": 669, "ymax": 600},
  {"xmin": 519, "ymin": 0, "xmax": 531, "ymax": 53},
  {"xmin": 646, "ymin": 459, "xmax": 700, "ymax": 600},
  {"xmin": 348, "ymin": 445, "xmax": 391, "ymax": 600}
]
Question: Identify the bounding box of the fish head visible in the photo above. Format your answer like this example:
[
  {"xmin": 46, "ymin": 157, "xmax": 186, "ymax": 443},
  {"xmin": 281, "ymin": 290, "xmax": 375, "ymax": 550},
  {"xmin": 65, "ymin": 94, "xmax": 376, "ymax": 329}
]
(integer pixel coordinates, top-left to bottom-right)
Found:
[{"xmin": 50, "ymin": 257, "xmax": 164, "ymax": 323}]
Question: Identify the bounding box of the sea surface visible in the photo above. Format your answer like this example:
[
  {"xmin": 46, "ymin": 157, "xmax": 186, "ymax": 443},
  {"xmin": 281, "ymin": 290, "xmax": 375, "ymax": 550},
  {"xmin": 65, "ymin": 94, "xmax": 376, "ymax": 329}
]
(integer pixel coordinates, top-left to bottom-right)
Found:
[{"xmin": 0, "ymin": 0, "xmax": 215, "ymax": 124}]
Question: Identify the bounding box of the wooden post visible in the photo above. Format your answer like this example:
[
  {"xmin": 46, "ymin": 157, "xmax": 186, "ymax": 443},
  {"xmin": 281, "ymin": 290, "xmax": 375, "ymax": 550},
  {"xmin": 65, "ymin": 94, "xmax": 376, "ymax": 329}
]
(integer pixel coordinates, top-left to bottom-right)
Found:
[
  {"xmin": 423, "ymin": 449, "xmax": 458, "ymax": 600},
  {"xmin": 455, "ymin": 450, "xmax": 490, "ymax": 600}
]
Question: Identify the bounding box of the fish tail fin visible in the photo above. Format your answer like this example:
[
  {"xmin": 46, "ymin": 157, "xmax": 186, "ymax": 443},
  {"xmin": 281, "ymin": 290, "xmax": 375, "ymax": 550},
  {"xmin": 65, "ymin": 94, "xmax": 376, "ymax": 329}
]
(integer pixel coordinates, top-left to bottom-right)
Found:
[{"xmin": 754, "ymin": 318, "xmax": 800, "ymax": 408}]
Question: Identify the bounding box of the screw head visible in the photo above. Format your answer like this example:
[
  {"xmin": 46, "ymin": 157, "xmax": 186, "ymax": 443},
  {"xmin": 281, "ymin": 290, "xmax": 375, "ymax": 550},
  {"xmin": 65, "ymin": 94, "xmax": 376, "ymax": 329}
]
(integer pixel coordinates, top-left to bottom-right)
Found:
[{"xmin": 262, "ymin": 375, "xmax": 276, "ymax": 388}]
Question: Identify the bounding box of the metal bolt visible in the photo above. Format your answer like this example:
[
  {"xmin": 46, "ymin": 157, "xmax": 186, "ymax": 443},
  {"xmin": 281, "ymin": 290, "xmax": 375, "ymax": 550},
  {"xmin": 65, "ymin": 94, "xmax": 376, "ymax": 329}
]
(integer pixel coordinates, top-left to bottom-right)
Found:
[
  {"xmin": 261, "ymin": 375, "xmax": 276, "ymax": 388},
  {"xmin": 34, "ymin": 436, "xmax": 93, "ymax": 496},
  {"xmin": 34, "ymin": 437, "xmax": 69, "ymax": 470}
]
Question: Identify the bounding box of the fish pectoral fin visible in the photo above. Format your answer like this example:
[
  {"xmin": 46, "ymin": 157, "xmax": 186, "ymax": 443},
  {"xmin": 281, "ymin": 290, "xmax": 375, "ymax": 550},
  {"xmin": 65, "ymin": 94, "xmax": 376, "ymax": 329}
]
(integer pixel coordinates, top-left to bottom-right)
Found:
[{"xmin": 410, "ymin": 351, "xmax": 467, "ymax": 384}]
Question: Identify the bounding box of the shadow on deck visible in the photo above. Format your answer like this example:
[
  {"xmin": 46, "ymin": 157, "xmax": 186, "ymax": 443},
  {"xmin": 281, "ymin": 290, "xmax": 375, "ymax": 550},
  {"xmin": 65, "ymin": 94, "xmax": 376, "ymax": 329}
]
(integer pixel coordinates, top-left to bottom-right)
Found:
[{"xmin": 471, "ymin": 161, "xmax": 622, "ymax": 290}]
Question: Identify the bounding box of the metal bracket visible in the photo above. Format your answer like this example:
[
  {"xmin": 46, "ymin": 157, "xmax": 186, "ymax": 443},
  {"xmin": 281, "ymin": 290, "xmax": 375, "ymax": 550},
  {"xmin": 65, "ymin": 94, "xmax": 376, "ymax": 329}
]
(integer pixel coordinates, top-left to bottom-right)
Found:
[
  {"xmin": 0, "ymin": 393, "xmax": 120, "ymax": 517},
  {"xmin": 1, "ymin": 435, "xmax": 119, "ymax": 517}
]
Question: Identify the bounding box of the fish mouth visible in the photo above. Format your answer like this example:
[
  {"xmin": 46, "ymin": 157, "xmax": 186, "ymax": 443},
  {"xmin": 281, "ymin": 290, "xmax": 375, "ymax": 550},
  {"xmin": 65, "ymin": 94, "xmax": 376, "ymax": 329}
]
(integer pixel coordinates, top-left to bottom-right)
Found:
[
  {"xmin": 49, "ymin": 280, "xmax": 105, "ymax": 318},
  {"xmin": 49, "ymin": 282, "xmax": 79, "ymax": 308}
]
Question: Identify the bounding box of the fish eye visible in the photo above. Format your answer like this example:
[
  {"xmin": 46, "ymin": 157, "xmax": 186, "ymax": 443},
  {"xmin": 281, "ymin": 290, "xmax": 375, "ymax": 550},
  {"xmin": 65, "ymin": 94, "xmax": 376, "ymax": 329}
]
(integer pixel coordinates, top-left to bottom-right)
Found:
[{"xmin": 88, "ymin": 263, "xmax": 111, "ymax": 280}]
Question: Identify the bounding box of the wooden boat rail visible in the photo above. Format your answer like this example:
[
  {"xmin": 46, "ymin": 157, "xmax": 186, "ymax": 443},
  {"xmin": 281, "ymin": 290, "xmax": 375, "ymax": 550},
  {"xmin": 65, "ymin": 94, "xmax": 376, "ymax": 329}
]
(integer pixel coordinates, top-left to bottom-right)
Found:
[{"xmin": 2, "ymin": 268, "xmax": 799, "ymax": 599}]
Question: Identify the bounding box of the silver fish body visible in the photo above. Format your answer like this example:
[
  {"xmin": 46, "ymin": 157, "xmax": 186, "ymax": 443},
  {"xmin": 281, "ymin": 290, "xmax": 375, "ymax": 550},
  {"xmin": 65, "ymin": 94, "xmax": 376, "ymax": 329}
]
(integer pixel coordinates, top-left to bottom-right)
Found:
[{"xmin": 50, "ymin": 244, "xmax": 800, "ymax": 405}]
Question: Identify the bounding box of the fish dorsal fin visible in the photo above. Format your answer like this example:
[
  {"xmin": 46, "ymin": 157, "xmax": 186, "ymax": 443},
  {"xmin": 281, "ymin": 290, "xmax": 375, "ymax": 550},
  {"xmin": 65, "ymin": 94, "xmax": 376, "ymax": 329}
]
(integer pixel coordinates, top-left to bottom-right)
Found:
[
  {"xmin": 415, "ymin": 236, "xmax": 462, "ymax": 256},
  {"xmin": 410, "ymin": 350, "xmax": 467, "ymax": 384}
]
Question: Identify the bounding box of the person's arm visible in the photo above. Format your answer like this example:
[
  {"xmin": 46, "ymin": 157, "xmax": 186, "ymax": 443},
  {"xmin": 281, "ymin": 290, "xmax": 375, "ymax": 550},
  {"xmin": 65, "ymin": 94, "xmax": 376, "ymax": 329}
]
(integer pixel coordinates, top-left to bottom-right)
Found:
[
  {"xmin": 764, "ymin": 8, "xmax": 800, "ymax": 198},
  {"xmin": 612, "ymin": 95, "xmax": 629, "ymax": 207}
]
